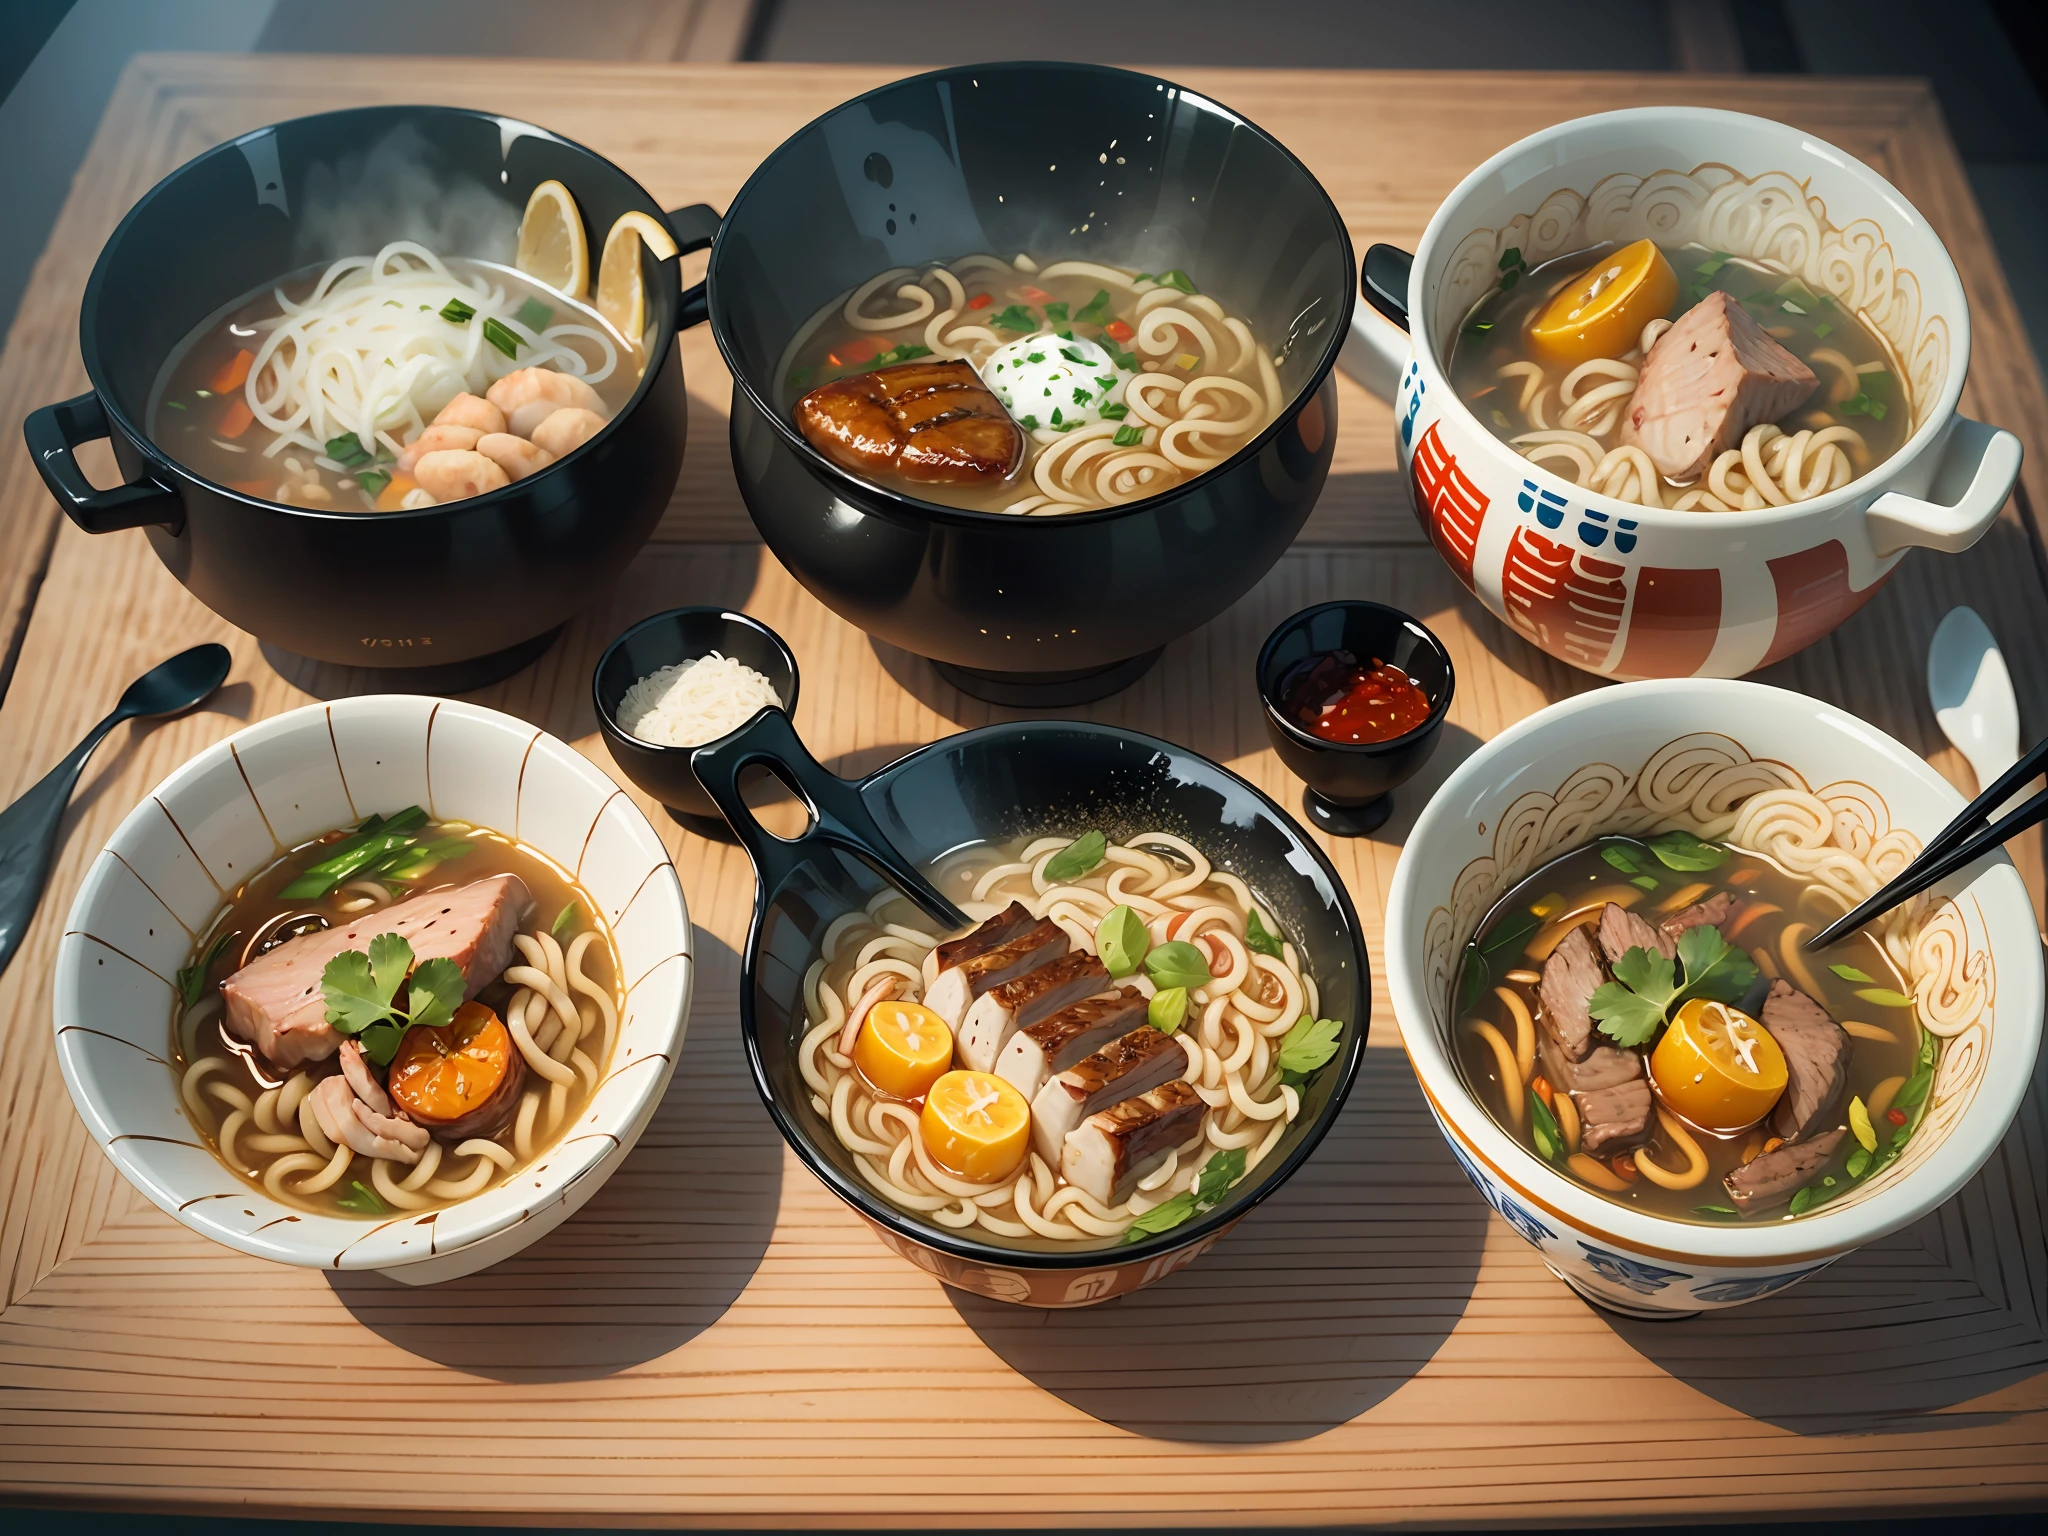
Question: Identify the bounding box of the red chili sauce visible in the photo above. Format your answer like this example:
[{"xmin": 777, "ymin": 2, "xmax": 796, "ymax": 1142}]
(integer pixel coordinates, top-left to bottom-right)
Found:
[{"xmin": 1281, "ymin": 650, "xmax": 1432, "ymax": 744}]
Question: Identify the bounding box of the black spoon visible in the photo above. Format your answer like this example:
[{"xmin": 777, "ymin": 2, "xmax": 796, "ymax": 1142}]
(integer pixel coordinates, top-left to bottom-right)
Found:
[{"xmin": 0, "ymin": 643, "xmax": 232, "ymax": 979}]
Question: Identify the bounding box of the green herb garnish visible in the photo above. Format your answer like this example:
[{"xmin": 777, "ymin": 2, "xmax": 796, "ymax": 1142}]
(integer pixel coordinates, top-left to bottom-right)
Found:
[
  {"xmin": 278, "ymin": 806, "xmax": 430, "ymax": 899},
  {"xmin": 1112, "ymin": 424, "xmax": 1143, "ymax": 446},
  {"xmin": 1497, "ymin": 246, "xmax": 1527, "ymax": 291},
  {"xmin": 1050, "ymin": 407, "xmax": 1064, "ymax": 426},
  {"xmin": 1647, "ymin": 829, "xmax": 1729, "ymax": 871},
  {"xmin": 991, "ymin": 304, "xmax": 1037, "ymax": 332},
  {"xmin": 1788, "ymin": 1182, "xmax": 1835, "ymax": 1217},
  {"xmin": 325, "ymin": 432, "xmax": 373, "ymax": 467},
  {"xmin": 1096, "ymin": 904, "xmax": 1149, "ymax": 977},
  {"xmin": 356, "ymin": 469, "xmax": 392, "ymax": 499},
  {"xmin": 1145, "ymin": 939, "xmax": 1211, "ymax": 993},
  {"xmin": 1839, "ymin": 392, "xmax": 1888, "ymax": 420},
  {"xmin": 336, "ymin": 1180, "xmax": 389, "ymax": 1216},
  {"xmin": 165, "ymin": 400, "xmax": 187, "ymax": 411},
  {"xmin": 175, "ymin": 931, "xmax": 236, "ymax": 1010},
  {"xmin": 1588, "ymin": 925, "xmax": 1759, "ymax": 1049},
  {"xmin": 1464, "ymin": 320, "xmax": 1494, "ymax": 339},
  {"xmin": 552, "ymin": 901, "xmax": 581, "ymax": 939},
  {"xmin": 1529, "ymin": 1089, "xmax": 1564, "ymax": 1162},
  {"xmin": 1601, "ymin": 843, "xmax": 1643, "ymax": 875},
  {"xmin": 787, "ymin": 366, "xmax": 814, "ymax": 390},
  {"xmin": 1148, "ymin": 986, "xmax": 1188, "ymax": 1034},
  {"xmin": 1631, "ymin": 875, "xmax": 1660, "ymax": 891},
  {"xmin": 320, "ymin": 932, "xmax": 466, "ymax": 1067},
  {"xmin": 1098, "ymin": 402, "xmax": 1129, "ymax": 420},
  {"xmin": 514, "ymin": 296, "xmax": 553, "ymax": 331},
  {"xmin": 1244, "ymin": 909, "xmax": 1285, "ymax": 959},
  {"xmin": 482, "ymin": 316, "xmax": 521, "ymax": 358},
  {"xmin": 1060, "ymin": 346, "xmax": 1090, "ymax": 365},
  {"xmin": 1693, "ymin": 1204, "xmax": 1741, "ymax": 1218},
  {"xmin": 1459, "ymin": 948, "xmax": 1488, "ymax": 1012},
  {"xmin": 1019, "ymin": 415, "xmax": 1039, "ymax": 430},
  {"xmin": 1277, "ymin": 1014, "xmax": 1343, "ymax": 1085},
  {"xmin": 1829, "ymin": 963, "xmax": 1874, "ymax": 982},
  {"xmin": 1042, "ymin": 301, "xmax": 1069, "ymax": 323},
  {"xmin": 1480, "ymin": 907, "xmax": 1542, "ymax": 955},
  {"xmin": 1155, "ymin": 269, "xmax": 1196, "ymax": 295},
  {"xmin": 1073, "ymin": 387, "xmax": 1094, "ymax": 404},
  {"xmin": 1043, "ymin": 830, "xmax": 1106, "ymax": 883},
  {"xmin": 863, "ymin": 341, "xmax": 933, "ymax": 371},
  {"xmin": 1695, "ymin": 252, "xmax": 1729, "ymax": 277},
  {"xmin": 1074, "ymin": 288, "xmax": 1113, "ymax": 325},
  {"xmin": 1813, "ymin": 322, "xmax": 1833, "ymax": 339},
  {"xmin": 1120, "ymin": 1148, "xmax": 1244, "ymax": 1242},
  {"xmin": 1855, "ymin": 986, "xmax": 1915, "ymax": 1009},
  {"xmin": 438, "ymin": 297, "xmax": 476, "ymax": 324}
]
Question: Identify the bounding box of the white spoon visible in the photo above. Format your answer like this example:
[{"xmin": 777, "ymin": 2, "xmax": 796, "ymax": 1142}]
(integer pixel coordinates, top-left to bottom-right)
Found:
[{"xmin": 1927, "ymin": 605, "xmax": 2022, "ymax": 802}]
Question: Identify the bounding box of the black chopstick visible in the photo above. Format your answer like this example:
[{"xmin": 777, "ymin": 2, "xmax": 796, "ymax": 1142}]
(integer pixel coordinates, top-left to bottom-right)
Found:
[{"xmin": 1805, "ymin": 736, "xmax": 2048, "ymax": 951}]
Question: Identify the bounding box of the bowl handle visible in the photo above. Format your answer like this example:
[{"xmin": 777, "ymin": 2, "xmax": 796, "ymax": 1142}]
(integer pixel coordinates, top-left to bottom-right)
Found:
[
  {"xmin": 690, "ymin": 707, "xmax": 969, "ymax": 930},
  {"xmin": 1338, "ymin": 244, "xmax": 1413, "ymax": 404},
  {"xmin": 23, "ymin": 392, "xmax": 184, "ymax": 535},
  {"xmin": 1864, "ymin": 414, "xmax": 2023, "ymax": 557},
  {"xmin": 665, "ymin": 203, "xmax": 723, "ymax": 330}
]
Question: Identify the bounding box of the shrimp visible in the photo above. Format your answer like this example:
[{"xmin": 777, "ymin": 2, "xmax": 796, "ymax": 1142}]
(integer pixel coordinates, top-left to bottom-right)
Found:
[
  {"xmin": 431, "ymin": 391, "xmax": 507, "ymax": 436},
  {"xmin": 486, "ymin": 367, "xmax": 605, "ymax": 438},
  {"xmin": 414, "ymin": 449, "xmax": 511, "ymax": 501},
  {"xmin": 475, "ymin": 432, "xmax": 556, "ymax": 481},
  {"xmin": 530, "ymin": 406, "xmax": 608, "ymax": 458},
  {"xmin": 308, "ymin": 1074, "xmax": 427, "ymax": 1163},
  {"xmin": 396, "ymin": 423, "xmax": 481, "ymax": 475},
  {"xmin": 836, "ymin": 974, "xmax": 902, "ymax": 1056}
]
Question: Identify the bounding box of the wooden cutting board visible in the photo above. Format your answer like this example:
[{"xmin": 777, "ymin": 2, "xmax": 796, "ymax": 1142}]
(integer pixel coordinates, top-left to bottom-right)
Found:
[{"xmin": 0, "ymin": 56, "xmax": 2042, "ymax": 1526}]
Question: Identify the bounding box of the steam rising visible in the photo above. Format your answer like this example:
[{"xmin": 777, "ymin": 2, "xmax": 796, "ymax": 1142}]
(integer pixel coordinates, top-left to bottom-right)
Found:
[{"xmin": 292, "ymin": 124, "xmax": 516, "ymax": 265}]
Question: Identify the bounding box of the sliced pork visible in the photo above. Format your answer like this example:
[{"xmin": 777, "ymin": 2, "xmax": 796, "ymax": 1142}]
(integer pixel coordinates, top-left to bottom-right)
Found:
[
  {"xmin": 1761, "ymin": 980, "xmax": 1852, "ymax": 1143},
  {"xmin": 1725, "ymin": 1127, "xmax": 1846, "ymax": 1215},
  {"xmin": 957, "ymin": 952, "xmax": 1111, "ymax": 1073},
  {"xmin": 923, "ymin": 917, "xmax": 1068, "ymax": 1028},
  {"xmin": 931, "ymin": 902, "xmax": 1038, "ymax": 977},
  {"xmin": 222, "ymin": 873, "xmax": 532, "ymax": 1070},
  {"xmin": 1537, "ymin": 924, "xmax": 1607, "ymax": 1061},
  {"xmin": 1660, "ymin": 890, "xmax": 1733, "ymax": 945},
  {"xmin": 994, "ymin": 987, "xmax": 1147, "ymax": 1102},
  {"xmin": 1030, "ymin": 1025, "xmax": 1188, "ymax": 1166},
  {"xmin": 1598, "ymin": 901, "xmax": 1673, "ymax": 965},
  {"xmin": 1620, "ymin": 290, "xmax": 1819, "ymax": 480},
  {"xmin": 1060, "ymin": 1080, "xmax": 1205, "ymax": 1205}
]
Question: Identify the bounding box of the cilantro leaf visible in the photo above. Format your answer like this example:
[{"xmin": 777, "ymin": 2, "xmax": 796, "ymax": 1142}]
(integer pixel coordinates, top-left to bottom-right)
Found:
[
  {"xmin": 1245, "ymin": 908, "xmax": 1285, "ymax": 959},
  {"xmin": 1121, "ymin": 1149, "xmax": 1245, "ymax": 1242},
  {"xmin": 322, "ymin": 950, "xmax": 395, "ymax": 1036},
  {"xmin": 1672, "ymin": 924, "xmax": 1758, "ymax": 1007},
  {"xmin": 1194, "ymin": 1146, "xmax": 1246, "ymax": 1203},
  {"xmin": 1647, "ymin": 830, "xmax": 1729, "ymax": 871},
  {"xmin": 366, "ymin": 932, "xmax": 414, "ymax": 1009},
  {"xmin": 407, "ymin": 957, "xmax": 466, "ymax": 1035},
  {"xmin": 175, "ymin": 930, "xmax": 235, "ymax": 1010},
  {"xmin": 1612, "ymin": 944, "xmax": 1677, "ymax": 1006},
  {"xmin": 1277, "ymin": 1015, "xmax": 1342, "ymax": 1078},
  {"xmin": 1589, "ymin": 980, "xmax": 1666, "ymax": 1048},
  {"xmin": 991, "ymin": 304, "xmax": 1037, "ymax": 332},
  {"xmin": 356, "ymin": 1020, "xmax": 409, "ymax": 1067}
]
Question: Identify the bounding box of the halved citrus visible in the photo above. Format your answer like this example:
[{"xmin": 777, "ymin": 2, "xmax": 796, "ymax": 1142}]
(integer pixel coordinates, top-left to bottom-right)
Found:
[
  {"xmin": 516, "ymin": 179, "xmax": 588, "ymax": 300},
  {"xmin": 596, "ymin": 211, "xmax": 679, "ymax": 344},
  {"xmin": 1649, "ymin": 996, "xmax": 1787, "ymax": 1134},
  {"xmin": 1527, "ymin": 237, "xmax": 1677, "ymax": 367}
]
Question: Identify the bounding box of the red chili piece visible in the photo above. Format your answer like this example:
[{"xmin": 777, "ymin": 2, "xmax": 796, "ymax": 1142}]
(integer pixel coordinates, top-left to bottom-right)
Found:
[
  {"xmin": 967, "ymin": 292, "xmax": 992, "ymax": 310},
  {"xmin": 1887, "ymin": 1107, "xmax": 1908, "ymax": 1126}
]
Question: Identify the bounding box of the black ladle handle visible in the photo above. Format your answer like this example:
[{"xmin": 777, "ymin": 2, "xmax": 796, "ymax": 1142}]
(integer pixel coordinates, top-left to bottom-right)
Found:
[
  {"xmin": 1362, "ymin": 243, "xmax": 1413, "ymax": 332},
  {"xmin": 24, "ymin": 392, "xmax": 184, "ymax": 535},
  {"xmin": 690, "ymin": 708, "xmax": 968, "ymax": 931},
  {"xmin": 0, "ymin": 707, "xmax": 128, "ymax": 979}
]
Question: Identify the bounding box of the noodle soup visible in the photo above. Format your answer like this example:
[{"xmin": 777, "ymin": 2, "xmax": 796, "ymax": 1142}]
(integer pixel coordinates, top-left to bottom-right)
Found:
[
  {"xmin": 172, "ymin": 807, "xmax": 621, "ymax": 1218},
  {"xmin": 781, "ymin": 256, "xmax": 1281, "ymax": 514},
  {"xmin": 1451, "ymin": 796, "xmax": 1948, "ymax": 1224},
  {"xmin": 798, "ymin": 829, "xmax": 1346, "ymax": 1247}
]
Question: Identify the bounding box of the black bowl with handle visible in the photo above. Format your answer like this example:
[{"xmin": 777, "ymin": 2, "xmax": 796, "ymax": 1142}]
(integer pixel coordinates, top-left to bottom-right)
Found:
[
  {"xmin": 24, "ymin": 105, "xmax": 720, "ymax": 689},
  {"xmin": 688, "ymin": 708, "xmax": 1371, "ymax": 1306},
  {"xmin": 704, "ymin": 62, "xmax": 1354, "ymax": 706}
]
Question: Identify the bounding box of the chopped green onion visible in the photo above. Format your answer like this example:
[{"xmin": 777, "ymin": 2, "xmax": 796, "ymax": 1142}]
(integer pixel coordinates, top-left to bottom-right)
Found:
[
  {"xmin": 1098, "ymin": 402, "xmax": 1129, "ymax": 420},
  {"xmin": 1074, "ymin": 288, "xmax": 1113, "ymax": 325},
  {"xmin": 1050, "ymin": 407, "xmax": 1063, "ymax": 426},
  {"xmin": 991, "ymin": 304, "xmax": 1037, "ymax": 332},
  {"xmin": 1112, "ymin": 424, "xmax": 1143, "ymax": 446},
  {"xmin": 514, "ymin": 296, "xmax": 553, "ymax": 331},
  {"xmin": 1060, "ymin": 346, "xmax": 1089, "ymax": 364},
  {"xmin": 438, "ymin": 298, "xmax": 476, "ymax": 324},
  {"xmin": 1813, "ymin": 321, "xmax": 1833, "ymax": 340},
  {"xmin": 1019, "ymin": 415, "xmax": 1039, "ymax": 430},
  {"xmin": 1042, "ymin": 301, "xmax": 1069, "ymax": 323},
  {"xmin": 1695, "ymin": 253, "xmax": 1729, "ymax": 277},
  {"xmin": 1155, "ymin": 269, "xmax": 1197, "ymax": 294},
  {"xmin": 482, "ymin": 317, "xmax": 521, "ymax": 358},
  {"xmin": 356, "ymin": 469, "xmax": 391, "ymax": 499},
  {"xmin": 1026, "ymin": 351, "xmax": 1046, "ymax": 364}
]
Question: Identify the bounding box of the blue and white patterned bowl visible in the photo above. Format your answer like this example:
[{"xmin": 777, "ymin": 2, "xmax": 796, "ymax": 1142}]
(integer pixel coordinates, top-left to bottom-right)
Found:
[
  {"xmin": 52, "ymin": 695, "xmax": 692, "ymax": 1284},
  {"xmin": 1384, "ymin": 679, "xmax": 2042, "ymax": 1315}
]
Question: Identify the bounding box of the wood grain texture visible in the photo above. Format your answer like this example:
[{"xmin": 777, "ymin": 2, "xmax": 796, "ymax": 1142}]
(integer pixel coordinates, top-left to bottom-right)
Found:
[{"xmin": 0, "ymin": 56, "xmax": 2044, "ymax": 1526}]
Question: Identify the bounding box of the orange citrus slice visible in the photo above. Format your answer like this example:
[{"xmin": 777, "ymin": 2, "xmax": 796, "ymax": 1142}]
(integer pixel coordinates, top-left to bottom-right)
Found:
[
  {"xmin": 1649, "ymin": 996, "xmax": 1787, "ymax": 1133},
  {"xmin": 1527, "ymin": 238, "xmax": 1677, "ymax": 367},
  {"xmin": 919, "ymin": 1070, "xmax": 1029, "ymax": 1183},
  {"xmin": 596, "ymin": 211, "xmax": 679, "ymax": 345},
  {"xmin": 854, "ymin": 1000, "xmax": 953, "ymax": 1100},
  {"xmin": 516, "ymin": 179, "xmax": 589, "ymax": 301}
]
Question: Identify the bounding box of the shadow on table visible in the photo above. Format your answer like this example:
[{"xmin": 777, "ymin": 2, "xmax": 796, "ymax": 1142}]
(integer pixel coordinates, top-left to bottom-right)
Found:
[
  {"xmin": 329, "ymin": 931, "xmax": 781, "ymax": 1380},
  {"xmin": 949, "ymin": 1045, "xmax": 1487, "ymax": 1443},
  {"xmin": 1608, "ymin": 1044, "xmax": 2048, "ymax": 1436}
]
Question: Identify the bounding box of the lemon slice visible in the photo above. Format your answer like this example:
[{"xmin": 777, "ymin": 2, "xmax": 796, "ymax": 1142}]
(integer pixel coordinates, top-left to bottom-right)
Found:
[
  {"xmin": 516, "ymin": 179, "xmax": 589, "ymax": 301},
  {"xmin": 920, "ymin": 1070, "xmax": 1029, "ymax": 1183},
  {"xmin": 1527, "ymin": 237, "xmax": 1677, "ymax": 368},
  {"xmin": 1649, "ymin": 997, "xmax": 1787, "ymax": 1134},
  {"xmin": 596, "ymin": 211, "xmax": 679, "ymax": 344},
  {"xmin": 854, "ymin": 1000, "xmax": 953, "ymax": 1100}
]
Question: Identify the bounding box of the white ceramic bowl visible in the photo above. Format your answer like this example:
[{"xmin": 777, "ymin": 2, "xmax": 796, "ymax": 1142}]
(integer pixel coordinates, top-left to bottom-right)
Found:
[
  {"xmin": 52, "ymin": 695, "xmax": 692, "ymax": 1284},
  {"xmin": 1345, "ymin": 106, "xmax": 2023, "ymax": 679},
  {"xmin": 1384, "ymin": 679, "xmax": 2041, "ymax": 1315}
]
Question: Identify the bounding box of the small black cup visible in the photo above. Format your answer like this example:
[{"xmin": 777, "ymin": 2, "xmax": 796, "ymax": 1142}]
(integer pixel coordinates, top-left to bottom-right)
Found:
[
  {"xmin": 1255, "ymin": 601, "xmax": 1455, "ymax": 837},
  {"xmin": 593, "ymin": 608, "xmax": 800, "ymax": 820}
]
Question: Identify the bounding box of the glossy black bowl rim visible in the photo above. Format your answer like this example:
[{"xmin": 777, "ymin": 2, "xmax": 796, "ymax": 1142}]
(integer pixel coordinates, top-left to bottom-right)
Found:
[
  {"xmin": 80, "ymin": 102, "xmax": 683, "ymax": 528},
  {"xmin": 1256, "ymin": 600, "xmax": 1458, "ymax": 756},
  {"xmin": 705, "ymin": 59, "xmax": 1356, "ymax": 532},
  {"xmin": 735, "ymin": 718, "xmax": 1374, "ymax": 1269},
  {"xmin": 591, "ymin": 606, "xmax": 802, "ymax": 756}
]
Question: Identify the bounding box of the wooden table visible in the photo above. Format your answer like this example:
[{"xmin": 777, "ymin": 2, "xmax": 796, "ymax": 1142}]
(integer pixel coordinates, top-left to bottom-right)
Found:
[{"xmin": 2, "ymin": 56, "xmax": 2045, "ymax": 1527}]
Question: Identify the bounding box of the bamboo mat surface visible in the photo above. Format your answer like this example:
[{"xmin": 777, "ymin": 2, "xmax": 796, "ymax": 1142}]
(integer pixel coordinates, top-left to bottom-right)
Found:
[{"xmin": 0, "ymin": 56, "xmax": 2044, "ymax": 1526}]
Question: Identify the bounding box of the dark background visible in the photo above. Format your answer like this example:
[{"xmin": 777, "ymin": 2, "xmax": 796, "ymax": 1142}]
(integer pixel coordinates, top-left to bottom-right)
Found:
[{"xmin": 2, "ymin": 2, "xmax": 2044, "ymax": 1531}]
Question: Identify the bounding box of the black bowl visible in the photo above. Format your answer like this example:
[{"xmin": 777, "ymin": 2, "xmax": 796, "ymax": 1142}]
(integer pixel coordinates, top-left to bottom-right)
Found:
[
  {"xmin": 24, "ymin": 105, "xmax": 722, "ymax": 689},
  {"xmin": 1256, "ymin": 601, "xmax": 1456, "ymax": 837},
  {"xmin": 593, "ymin": 608, "xmax": 801, "ymax": 820},
  {"xmin": 688, "ymin": 710, "xmax": 1371, "ymax": 1307},
  {"xmin": 705, "ymin": 61, "xmax": 1354, "ymax": 706}
]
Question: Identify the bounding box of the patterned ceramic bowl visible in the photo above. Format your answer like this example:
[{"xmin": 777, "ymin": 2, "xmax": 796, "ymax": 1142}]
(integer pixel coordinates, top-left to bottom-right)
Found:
[
  {"xmin": 52, "ymin": 696, "xmax": 692, "ymax": 1284},
  {"xmin": 1344, "ymin": 106, "xmax": 2023, "ymax": 679},
  {"xmin": 1383, "ymin": 679, "xmax": 2041, "ymax": 1315}
]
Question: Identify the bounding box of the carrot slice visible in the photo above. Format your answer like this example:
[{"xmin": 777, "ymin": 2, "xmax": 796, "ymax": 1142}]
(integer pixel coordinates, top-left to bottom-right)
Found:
[
  {"xmin": 374, "ymin": 472, "xmax": 418, "ymax": 512},
  {"xmin": 1105, "ymin": 319, "xmax": 1135, "ymax": 342},
  {"xmin": 1018, "ymin": 285, "xmax": 1054, "ymax": 303},
  {"xmin": 227, "ymin": 478, "xmax": 273, "ymax": 498},
  {"xmin": 209, "ymin": 348, "xmax": 254, "ymax": 395},
  {"xmin": 827, "ymin": 335, "xmax": 890, "ymax": 368},
  {"xmin": 217, "ymin": 398, "xmax": 255, "ymax": 439}
]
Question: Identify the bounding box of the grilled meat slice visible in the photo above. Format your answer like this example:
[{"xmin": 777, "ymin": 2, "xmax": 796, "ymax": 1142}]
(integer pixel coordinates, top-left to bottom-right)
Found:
[
  {"xmin": 796, "ymin": 359, "xmax": 1024, "ymax": 485},
  {"xmin": 1620, "ymin": 290, "xmax": 1819, "ymax": 480},
  {"xmin": 1660, "ymin": 889, "xmax": 1734, "ymax": 946},
  {"xmin": 1725, "ymin": 1126, "xmax": 1846, "ymax": 1214},
  {"xmin": 1030, "ymin": 1025, "xmax": 1187, "ymax": 1166},
  {"xmin": 1537, "ymin": 924, "xmax": 1607, "ymax": 1061},
  {"xmin": 1535, "ymin": 1030, "xmax": 1650, "ymax": 1157},
  {"xmin": 1060, "ymin": 1080, "xmax": 1205, "ymax": 1205},
  {"xmin": 1598, "ymin": 901, "xmax": 1675, "ymax": 965},
  {"xmin": 958, "ymin": 952, "xmax": 1111, "ymax": 1072},
  {"xmin": 932, "ymin": 902, "xmax": 1038, "ymax": 976},
  {"xmin": 1761, "ymin": 980, "xmax": 1852, "ymax": 1143},
  {"xmin": 994, "ymin": 986, "xmax": 1147, "ymax": 1101},
  {"xmin": 923, "ymin": 918, "xmax": 1067, "ymax": 1028}
]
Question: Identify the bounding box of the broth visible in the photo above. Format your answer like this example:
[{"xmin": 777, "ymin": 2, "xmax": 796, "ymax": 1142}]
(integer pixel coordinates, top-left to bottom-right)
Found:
[
  {"xmin": 1448, "ymin": 239, "xmax": 1911, "ymax": 510},
  {"xmin": 172, "ymin": 809, "xmax": 622, "ymax": 1218},
  {"xmin": 1452, "ymin": 834, "xmax": 1929, "ymax": 1223},
  {"xmin": 797, "ymin": 829, "xmax": 1345, "ymax": 1248},
  {"xmin": 781, "ymin": 256, "xmax": 1281, "ymax": 514}
]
